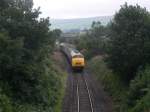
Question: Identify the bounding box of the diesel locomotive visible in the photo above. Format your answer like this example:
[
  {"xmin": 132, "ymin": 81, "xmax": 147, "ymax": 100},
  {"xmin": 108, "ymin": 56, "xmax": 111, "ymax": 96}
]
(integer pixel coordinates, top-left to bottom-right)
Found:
[{"xmin": 60, "ymin": 43, "xmax": 85, "ymax": 71}]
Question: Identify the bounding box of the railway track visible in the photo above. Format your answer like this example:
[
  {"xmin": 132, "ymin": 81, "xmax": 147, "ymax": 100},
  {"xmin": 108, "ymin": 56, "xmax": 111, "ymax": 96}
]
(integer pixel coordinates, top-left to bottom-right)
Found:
[
  {"xmin": 62, "ymin": 71, "xmax": 94, "ymax": 112},
  {"xmin": 62, "ymin": 50, "xmax": 113, "ymax": 112},
  {"xmin": 62, "ymin": 70, "xmax": 112, "ymax": 112},
  {"xmin": 76, "ymin": 73, "xmax": 94, "ymax": 112}
]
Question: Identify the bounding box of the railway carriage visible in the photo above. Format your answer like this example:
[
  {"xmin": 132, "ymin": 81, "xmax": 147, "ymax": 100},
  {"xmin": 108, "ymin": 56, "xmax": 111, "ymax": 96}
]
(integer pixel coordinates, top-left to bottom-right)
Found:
[{"xmin": 60, "ymin": 43, "xmax": 85, "ymax": 71}]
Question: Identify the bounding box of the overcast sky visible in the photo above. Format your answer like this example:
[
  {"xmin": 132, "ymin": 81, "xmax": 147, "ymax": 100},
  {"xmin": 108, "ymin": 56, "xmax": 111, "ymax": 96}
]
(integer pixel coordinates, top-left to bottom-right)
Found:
[{"xmin": 33, "ymin": 0, "xmax": 150, "ymax": 19}]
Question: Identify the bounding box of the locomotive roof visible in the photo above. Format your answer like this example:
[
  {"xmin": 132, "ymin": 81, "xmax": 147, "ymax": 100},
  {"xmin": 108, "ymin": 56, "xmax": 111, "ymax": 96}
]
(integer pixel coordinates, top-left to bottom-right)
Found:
[
  {"xmin": 71, "ymin": 49, "xmax": 83, "ymax": 57},
  {"xmin": 60, "ymin": 42, "xmax": 83, "ymax": 57}
]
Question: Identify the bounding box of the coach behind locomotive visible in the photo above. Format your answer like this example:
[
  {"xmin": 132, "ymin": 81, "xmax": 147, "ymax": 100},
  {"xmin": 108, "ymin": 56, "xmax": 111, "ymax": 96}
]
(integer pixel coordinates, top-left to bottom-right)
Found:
[{"xmin": 60, "ymin": 43, "xmax": 85, "ymax": 71}]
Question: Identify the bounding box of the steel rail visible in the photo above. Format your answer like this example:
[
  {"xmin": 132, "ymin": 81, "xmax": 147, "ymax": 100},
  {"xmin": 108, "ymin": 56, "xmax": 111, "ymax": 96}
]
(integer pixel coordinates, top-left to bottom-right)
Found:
[
  {"xmin": 77, "ymin": 81, "xmax": 80, "ymax": 112},
  {"xmin": 83, "ymin": 75, "xmax": 94, "ymax": 112},
  {"xmin": 77, "ymin": 74, "xmax": 94, "ymax": 112}
]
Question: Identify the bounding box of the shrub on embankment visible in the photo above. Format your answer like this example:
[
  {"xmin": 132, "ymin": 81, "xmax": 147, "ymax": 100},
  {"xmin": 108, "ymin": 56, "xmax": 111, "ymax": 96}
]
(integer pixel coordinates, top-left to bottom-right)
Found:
[{"xmin": 0, "ymin": 0, "xmax": 63, "ymax": 111}]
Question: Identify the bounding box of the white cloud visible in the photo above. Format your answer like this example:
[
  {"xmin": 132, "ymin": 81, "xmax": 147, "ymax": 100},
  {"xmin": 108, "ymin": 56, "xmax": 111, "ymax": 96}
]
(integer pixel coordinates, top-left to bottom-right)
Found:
[{"xmin": 33, "ymin": 0, "xmax": 150, "ymax": 19}]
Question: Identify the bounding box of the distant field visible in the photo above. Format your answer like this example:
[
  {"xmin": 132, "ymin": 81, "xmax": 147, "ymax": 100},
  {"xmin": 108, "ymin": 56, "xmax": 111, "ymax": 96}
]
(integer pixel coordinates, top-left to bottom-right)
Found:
[{"xmin": 51, "ymin": 16, "xmax": 113, "ymax": 32}]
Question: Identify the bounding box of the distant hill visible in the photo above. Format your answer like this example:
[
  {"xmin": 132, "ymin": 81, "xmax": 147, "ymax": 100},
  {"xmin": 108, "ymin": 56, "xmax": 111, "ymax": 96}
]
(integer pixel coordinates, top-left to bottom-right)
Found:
[{"xmin": 50, "ymin": 16, "xmax": 113, "ymax": 32}]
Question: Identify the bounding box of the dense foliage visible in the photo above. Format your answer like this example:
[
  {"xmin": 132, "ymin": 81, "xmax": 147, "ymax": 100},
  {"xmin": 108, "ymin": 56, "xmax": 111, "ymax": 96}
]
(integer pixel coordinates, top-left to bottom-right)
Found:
[
  {"xmin": 123, "ymin": 65, "xmax": 150, "ymax": 112},
  {"xmin": 77, "ymin": 21, "xmax": 108, "ymax": 59},
  {"xmin": 107, "ymin": 3, "xmax": 150, "ymax": 81},
  {"xmin": 0, "ymin": 0, "xmax": 62, "ymax": 111}
]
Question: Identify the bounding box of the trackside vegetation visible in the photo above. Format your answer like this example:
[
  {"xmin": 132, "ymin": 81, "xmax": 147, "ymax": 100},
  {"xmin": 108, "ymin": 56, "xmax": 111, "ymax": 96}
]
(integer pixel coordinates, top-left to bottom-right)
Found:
[
  {"xmin": 0, "ymin": 0, "xmax": 63, "ymax": 111},
  {"xmin": 77, "ymin": 3, "xmax": 150, "ymax": 112},
  {"xmin": 77, "ymin": 21, "xmax": 108, "ymax": 59}
]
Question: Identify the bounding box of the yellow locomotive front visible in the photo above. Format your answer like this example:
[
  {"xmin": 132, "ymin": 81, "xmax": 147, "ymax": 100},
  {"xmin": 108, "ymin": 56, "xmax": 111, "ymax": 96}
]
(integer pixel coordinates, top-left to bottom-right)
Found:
[{"xmin": 71, "ymin": 50, "xmax": 85, "ymax": 70}]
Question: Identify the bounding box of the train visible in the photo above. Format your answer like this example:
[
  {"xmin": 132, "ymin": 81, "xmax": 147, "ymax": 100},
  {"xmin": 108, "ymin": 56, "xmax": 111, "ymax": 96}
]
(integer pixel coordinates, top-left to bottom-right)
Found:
[{"xmin": 60, "ymin": 43, "xmax": 85, "ymax": 71}]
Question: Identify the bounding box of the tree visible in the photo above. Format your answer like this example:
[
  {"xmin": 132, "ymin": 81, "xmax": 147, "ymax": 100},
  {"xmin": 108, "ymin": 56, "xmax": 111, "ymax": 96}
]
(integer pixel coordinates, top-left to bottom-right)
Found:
[
  {"xmin": 52, "ymin": 29, "xmax": 62, "ymax": 38},
  {"xmin": 107, "ymin": 3, "xmax": 150, "ymax": 81},
  {"xmin": 0, "ymin": 0, "xmax": 61, "ymax": 111},
  {"xmin": 77, "ymin": 21, "xmax": 107, "ymax": 59}
]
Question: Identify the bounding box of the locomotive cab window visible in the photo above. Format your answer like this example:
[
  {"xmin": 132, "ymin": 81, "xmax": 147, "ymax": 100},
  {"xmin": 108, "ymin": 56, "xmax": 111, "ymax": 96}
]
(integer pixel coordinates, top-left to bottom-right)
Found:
[{"xmin": 73, "ymin": 55, "xmax": 83, "ymax": 58}]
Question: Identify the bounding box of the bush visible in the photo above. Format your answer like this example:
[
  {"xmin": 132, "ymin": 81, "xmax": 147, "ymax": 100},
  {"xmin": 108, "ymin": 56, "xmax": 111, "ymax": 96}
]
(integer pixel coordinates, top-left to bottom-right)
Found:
[
  {"xmin": 0, "ymin": 88, "xmax": 12, "ymax": 112},
  {"xmin": 122, "ymin": 65, "xmax": 150, "ymax": 112}
]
